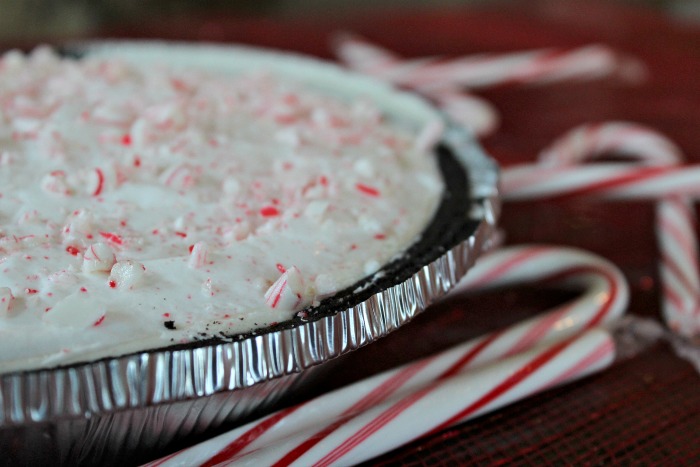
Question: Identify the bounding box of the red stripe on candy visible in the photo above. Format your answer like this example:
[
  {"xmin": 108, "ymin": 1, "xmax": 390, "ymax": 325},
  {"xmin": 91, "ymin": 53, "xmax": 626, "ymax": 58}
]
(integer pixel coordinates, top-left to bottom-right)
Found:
[
  {"xmin": 93, "ymin": 168, "xmax": 105, "ymax": 196},
  {"xmin": 355, "ymin": 183, "xmax": 380, "ymax": 197}
]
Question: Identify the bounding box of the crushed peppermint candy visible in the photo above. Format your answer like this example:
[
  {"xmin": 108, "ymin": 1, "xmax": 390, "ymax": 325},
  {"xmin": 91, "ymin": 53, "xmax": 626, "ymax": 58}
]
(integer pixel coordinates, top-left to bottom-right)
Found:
[
  {"xmin": 0, "ymin": 288, "xmax": 15, "ymax": 316},
  {"xmin": 188, "ymin": 242, "xmax": 209, "ymax": 269},
  {"xmin": 108, "ymin": 260, "xmax": 146, "ymax": 289},
  {"xmin": 82, "ymin": 243, "xmax": 116, "ymax": 274},
  {"xmin": 264, "ymin": 266, "xmax": 313, "ymax": 312},
  {"xmin": 0, "ymin": 45, "xmax": 443, "ymax": 372}
]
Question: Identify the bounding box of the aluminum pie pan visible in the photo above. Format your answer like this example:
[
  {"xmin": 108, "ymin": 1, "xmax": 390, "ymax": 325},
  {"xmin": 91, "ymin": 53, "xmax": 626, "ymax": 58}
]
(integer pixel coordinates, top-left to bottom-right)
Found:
[{"xmin": 0, "ymin": 42, "xmax": 499, "ymax": 464}]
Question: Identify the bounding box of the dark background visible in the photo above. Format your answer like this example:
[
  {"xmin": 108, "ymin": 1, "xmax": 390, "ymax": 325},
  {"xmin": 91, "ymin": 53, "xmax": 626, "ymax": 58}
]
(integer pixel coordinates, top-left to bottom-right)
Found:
[{"xmin": 1, "ymin": 0, "xmax": 700, "ymax": 46}]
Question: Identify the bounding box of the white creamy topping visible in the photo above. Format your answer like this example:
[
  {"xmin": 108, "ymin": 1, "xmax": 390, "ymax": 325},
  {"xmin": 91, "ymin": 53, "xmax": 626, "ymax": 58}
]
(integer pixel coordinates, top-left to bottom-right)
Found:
[{"xmin": 0, "ymin": 46, "xmax": 443, "ymax": 372}]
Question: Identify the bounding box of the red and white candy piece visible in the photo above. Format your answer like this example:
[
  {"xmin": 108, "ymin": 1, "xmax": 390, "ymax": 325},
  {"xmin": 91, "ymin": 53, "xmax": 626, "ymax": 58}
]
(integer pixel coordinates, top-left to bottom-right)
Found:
[
  {"xmin": 62, "ymin": 209, "xmax": 94, "ymax": 243},
  {"xmin": 264, "ymin": 266, "xmax": 312, "ymax": 312},
  {"xmin": 656, "ymin": 197, "xmax": 700, "ymax": 336},
  {"xmin": 335, "ymin": 33, "xmax": 644, "ymax": 91},
  {"xmin": 0, "ymin": 288, "xmax": 15, "ymax": 316},
  {"xmin": 40, "ymin": 170, "xmax": 72, "ymax": 196},
  {"xmin": 334, "ymin": 34, "xmax": 642, "ymax": 136},
  {"xmin": 160, "ymin": 163, "xmax": 200, "ymax": 190},
  {"xmin": 82, "ymin": 242, "xmax": 116, "ymax": 274},
  {"xmin": 502, "ymin": 164, "xmax": 700, "ymax": 201},
  {"xmin": 538, "ymin": 122, "xmax": 682, "ymax": 167},
  {"xmin": 503, "ymin": 122, "xmax": 699, "ymax": 339},
  {"xmin": 109, "ymin": 260, "xmax": 146, "ymax": 289},
  {"xmin": 188, "ymin": 242, "xmax": 209, "ymax": 269},
  {"xmin": 83, "ymin": 165, "xmax": 125, "ymax": 197},
  {"xmin": 42, "ymin": 164, "xmax": 125, "ymax": 198}
]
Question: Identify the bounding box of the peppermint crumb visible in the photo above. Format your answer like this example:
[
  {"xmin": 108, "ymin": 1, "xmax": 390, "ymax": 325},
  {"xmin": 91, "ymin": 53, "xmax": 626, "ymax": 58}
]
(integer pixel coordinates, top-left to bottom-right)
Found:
[{"xmin": 164, "ymin": 320, "xmax": 176, "ymax": 330}]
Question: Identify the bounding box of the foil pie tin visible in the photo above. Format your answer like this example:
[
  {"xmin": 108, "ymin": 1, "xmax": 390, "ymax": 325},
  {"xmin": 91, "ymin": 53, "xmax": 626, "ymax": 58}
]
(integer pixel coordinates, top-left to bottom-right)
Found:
[{"xmin": 0, "ymin": 42, "xmax": 499, "ymax": 465}]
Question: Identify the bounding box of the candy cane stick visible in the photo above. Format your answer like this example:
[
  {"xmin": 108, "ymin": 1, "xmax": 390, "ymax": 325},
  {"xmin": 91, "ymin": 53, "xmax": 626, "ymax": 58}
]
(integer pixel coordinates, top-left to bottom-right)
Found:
[
  {"xmin": 334, "ymin": 33, "xmax": 645, "ymax": 91},
  {"xmin": 657, "ymin": 197, "xmax": 700, "ymax": 335},
  {"xmin": 510, "ymin": 122, "xmax": 699, "ymax": 339},
  {"xmin": 143, "ymin": 246, "xmax": 627, "ymax": 467},
  {"xmin": 538, "ymin": 122, "xmax": 682, "ymax": 166},
  {"xmin": 145, "ymin": 332, "xmax": 613, "ymax": 467},
  {"xmin": 219, "ymin": 331, "xmax": 613, "ymax": 467},
  {"xmin": 308, "ymin": 330, "xmax": 613, "ymax": 467},
  {"xmin": 333, "ymin": 34, "xmax": 642, "ymax": 137},
  {"xmin": 502, "ymin": 164, "xmax": 700, "ymax": 201}
]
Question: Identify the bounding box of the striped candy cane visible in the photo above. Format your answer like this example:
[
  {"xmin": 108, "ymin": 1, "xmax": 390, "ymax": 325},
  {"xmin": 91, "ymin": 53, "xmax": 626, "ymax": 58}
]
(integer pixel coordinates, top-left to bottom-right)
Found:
[
  {"xmin": 144, "ymin": 246, "xmax": 627, "ymax": 466},
  {"xmin": 334, "ymin": 33, "xmax": 644, "ymax": 91},
  {"xmin": 502, "ymin": 164, "xmax": 700, "ymax": 200},
  {"xmin": 507, "ymin": 122, "xmax": 699, "ymax": 338},
  {"xmin": 333, "ymin": 34, "xmax": 643, "ymax": 136}
]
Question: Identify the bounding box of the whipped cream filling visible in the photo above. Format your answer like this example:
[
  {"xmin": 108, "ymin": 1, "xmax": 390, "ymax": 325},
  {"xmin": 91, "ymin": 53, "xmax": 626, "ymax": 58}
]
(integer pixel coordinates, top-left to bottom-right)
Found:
[{"xmin": 0, "ymin": 46, "xmax": 443, "ymax": 372}]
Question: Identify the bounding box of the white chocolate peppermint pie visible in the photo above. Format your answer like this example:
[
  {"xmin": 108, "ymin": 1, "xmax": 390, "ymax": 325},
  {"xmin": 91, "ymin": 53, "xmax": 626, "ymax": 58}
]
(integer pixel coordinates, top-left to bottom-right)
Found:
[{"xmin": 0, "ymin": 45, "xmax": 443, "ymax": 372}]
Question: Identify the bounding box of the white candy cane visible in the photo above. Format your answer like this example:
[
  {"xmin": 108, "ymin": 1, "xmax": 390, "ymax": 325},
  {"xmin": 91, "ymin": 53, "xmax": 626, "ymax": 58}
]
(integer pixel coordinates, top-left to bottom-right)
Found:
[
  {"xmin": 502, "ymin": 164, "xmax": 700, "ymax": 200},
  {"xmin": 334, "ymin": 34, "xmax": 642, "ymax": 138},
  {"xmin": 143, "ymin": 246, "xmax": 627, "ymax": 467},
  {"xmin": 334, "ymin": 33, "xmax": 644, "ymax": 91},
  {"xmin": 538, "ymin": 122, "xmax": 682, "ymax": 166},
  {"xmin": 506, "ymin": 122, "xmax": 699, "ymax": 338}
]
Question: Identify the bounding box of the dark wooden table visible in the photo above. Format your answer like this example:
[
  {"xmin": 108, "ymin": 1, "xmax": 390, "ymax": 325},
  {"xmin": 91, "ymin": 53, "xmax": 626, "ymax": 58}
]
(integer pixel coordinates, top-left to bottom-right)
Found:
[{"xmin": 7, "ymin": 1, "xmax": 700, "ymax": 464}]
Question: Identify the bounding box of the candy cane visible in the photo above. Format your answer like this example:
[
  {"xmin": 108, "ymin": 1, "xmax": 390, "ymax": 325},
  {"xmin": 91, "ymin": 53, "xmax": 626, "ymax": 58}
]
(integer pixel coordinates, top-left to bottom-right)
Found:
[
  {"xmin": 143, "ymin": 246, "xmax": 627, "ymax": 466},
  {"xmin": 538, "ymin": 122, "xmax": 682, "ymax": 166},
  {"xmin": 334, "ymin": 34, "xmax": 642, "ymax": 137},
  {"xmin": 502, "ymin": 164, "xmax": 700, "ymax": 201},
  {"xmin": 507, "ymin": 122, "xmax": 699, "ymax": 339},
  {"xmin": 333, "ymin": 33, "xmax": 645, "ymax": 91},
  {"xmin": 657, "ymin": 197, "xmax": 700, "ymax": 335}
]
